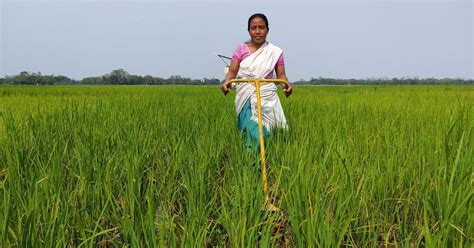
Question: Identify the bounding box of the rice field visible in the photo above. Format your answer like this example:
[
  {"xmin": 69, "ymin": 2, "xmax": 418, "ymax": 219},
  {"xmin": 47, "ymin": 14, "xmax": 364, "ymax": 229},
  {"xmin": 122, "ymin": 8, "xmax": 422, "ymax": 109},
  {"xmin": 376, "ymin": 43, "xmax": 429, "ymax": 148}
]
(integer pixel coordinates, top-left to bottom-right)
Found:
[{"xmin": 0, "ymin": 85, "xmax": 473, "ymax": 247}]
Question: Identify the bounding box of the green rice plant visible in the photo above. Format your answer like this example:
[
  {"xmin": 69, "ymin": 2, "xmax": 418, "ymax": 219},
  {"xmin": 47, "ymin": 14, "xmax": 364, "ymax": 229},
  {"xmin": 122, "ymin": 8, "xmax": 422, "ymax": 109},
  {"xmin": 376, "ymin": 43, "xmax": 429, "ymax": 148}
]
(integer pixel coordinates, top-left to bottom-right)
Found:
[{"xmin": 0, "ymin": 85, "xmax": 472, "ymax": 246}]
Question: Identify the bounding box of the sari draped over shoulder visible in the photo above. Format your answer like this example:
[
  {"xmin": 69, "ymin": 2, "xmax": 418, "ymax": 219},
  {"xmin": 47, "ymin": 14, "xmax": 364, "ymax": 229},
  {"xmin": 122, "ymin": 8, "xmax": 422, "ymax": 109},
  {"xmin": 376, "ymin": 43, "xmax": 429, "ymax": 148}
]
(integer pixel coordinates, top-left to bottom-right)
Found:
[{"xmin": 235, "ymin": 42, "xmax": 288, "ymax": 131}]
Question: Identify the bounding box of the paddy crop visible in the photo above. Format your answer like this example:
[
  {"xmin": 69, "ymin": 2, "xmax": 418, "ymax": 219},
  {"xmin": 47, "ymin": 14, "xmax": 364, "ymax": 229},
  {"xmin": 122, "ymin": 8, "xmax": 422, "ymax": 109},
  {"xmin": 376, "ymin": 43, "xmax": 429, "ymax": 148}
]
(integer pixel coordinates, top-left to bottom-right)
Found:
[{"xmin": 0, "ymin": 85, "xmax": 472, "ymax": 246}]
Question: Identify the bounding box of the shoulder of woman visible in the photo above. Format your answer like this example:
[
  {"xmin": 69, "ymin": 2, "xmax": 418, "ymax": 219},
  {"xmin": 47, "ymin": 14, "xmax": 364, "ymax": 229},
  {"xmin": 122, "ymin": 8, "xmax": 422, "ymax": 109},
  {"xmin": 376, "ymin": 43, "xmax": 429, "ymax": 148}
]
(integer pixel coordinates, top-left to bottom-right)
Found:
[
  {"xmin": 234, "ymin": 42, "xmax": 250, "ymax": 54},
  {"xmin": 267, "ymin": 43, "xmax": 283, "ymax": 54},
  {"xmin": 232, "ymin": 43, "xmax": 244, "ymax": 51},
  {"xmin": 237, "ymin": 42, "xmax": 248, "ymax": 47},
  {"xmin": 267, "ymin": 42, "xmax": 282, "ymax": 49}
]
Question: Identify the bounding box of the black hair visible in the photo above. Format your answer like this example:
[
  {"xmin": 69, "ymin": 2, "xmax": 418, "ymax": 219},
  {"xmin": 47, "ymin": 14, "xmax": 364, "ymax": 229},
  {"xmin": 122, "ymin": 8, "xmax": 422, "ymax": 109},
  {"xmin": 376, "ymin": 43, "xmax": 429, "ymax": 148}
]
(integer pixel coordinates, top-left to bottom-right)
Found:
[{"xmin": 247, "ymin": 13, "xmax": 269, "ymax": 31}]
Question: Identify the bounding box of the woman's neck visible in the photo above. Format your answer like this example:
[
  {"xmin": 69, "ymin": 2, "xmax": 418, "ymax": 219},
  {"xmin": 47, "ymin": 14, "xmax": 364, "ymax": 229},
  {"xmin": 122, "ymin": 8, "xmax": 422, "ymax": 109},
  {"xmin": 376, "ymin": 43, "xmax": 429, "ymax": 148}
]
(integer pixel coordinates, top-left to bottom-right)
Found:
[{"xmin": 248, "ymin": 41, "xmax": 265, "ymax": 52}]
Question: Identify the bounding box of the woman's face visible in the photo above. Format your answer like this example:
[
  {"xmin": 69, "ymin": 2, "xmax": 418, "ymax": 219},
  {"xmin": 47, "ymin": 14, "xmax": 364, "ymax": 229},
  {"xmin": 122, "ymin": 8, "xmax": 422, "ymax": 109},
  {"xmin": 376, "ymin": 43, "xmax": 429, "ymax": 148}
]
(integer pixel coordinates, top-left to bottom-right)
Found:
[{"xmin": 248, "ymin": 17, "xmax": 268, "ymax": 45}]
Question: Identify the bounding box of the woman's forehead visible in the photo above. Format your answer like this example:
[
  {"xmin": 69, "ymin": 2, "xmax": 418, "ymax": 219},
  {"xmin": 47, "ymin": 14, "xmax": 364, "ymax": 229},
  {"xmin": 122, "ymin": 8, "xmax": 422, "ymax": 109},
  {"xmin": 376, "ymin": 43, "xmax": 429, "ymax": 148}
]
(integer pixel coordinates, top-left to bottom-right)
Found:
[{"xmin": 250, "ymin": 18, "xmax": 266, "ymax": 25}]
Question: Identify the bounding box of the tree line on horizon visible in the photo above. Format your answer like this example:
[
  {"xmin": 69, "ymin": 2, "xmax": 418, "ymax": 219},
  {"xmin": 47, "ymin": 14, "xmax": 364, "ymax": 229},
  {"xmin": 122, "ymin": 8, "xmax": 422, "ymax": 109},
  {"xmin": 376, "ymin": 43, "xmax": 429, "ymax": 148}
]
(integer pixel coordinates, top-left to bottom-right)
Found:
[
  {"xmin": 1, "ymin": 69, "xmax": 472, "ymax": 85},
  {"xmin": 0, "ymin": 69, "xmax": 221, "ymax": 86}
]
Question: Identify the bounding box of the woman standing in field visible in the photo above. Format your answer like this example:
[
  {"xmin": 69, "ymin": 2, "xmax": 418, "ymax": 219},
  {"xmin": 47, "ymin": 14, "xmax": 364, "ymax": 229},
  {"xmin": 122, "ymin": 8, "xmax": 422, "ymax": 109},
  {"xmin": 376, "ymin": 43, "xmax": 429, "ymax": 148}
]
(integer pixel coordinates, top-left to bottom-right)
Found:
[{"xmin": 222, "ymin": 13, "xmax": 292, "ymax": 149}]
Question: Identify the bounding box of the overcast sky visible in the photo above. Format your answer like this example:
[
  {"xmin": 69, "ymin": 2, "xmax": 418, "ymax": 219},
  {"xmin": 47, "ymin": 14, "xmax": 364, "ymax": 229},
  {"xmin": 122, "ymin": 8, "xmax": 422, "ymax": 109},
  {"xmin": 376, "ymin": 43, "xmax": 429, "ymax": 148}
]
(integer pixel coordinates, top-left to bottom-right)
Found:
[{"xmin": 1, "ymin": 0, "xmax": 473, "ymax": 80}]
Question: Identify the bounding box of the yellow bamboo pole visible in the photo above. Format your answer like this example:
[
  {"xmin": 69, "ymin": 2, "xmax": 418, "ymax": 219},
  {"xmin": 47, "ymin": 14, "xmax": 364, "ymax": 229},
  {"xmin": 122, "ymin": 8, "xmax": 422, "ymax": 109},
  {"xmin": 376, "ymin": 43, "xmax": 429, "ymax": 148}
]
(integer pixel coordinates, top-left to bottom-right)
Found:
[
  {"xmin": 255, "ymin": 80, "xmax": 268, "ymax": 197},
  {"xmin": 226, "ymin": 79, "xmax": 288, "ymax": 211}
]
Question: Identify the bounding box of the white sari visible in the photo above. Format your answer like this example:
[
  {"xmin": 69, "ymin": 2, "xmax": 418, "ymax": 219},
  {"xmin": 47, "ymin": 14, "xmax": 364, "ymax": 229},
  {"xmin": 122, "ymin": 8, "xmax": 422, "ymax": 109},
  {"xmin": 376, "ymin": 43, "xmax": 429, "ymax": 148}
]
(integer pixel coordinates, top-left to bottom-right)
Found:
[{"xmin": 234, "ymin": 42, "xmax": 288, "ymax": 130}]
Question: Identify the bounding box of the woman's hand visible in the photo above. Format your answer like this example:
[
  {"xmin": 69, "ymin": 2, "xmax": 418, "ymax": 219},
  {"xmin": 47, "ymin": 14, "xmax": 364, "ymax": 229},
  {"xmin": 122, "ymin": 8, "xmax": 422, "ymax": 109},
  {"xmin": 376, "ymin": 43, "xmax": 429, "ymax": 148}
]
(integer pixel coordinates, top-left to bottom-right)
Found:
[
  {"xmin": 275, "ymin": 64, "xmax": 292, "ymax": 97},
  {"xmin": 283, "ymin": 84, "xmax": 293, "ymax": 97},
  {"xmin": 221, "ymin": 81, "xmax": 231, "ymax": 95},
  {"xmin": 222, "ymin": 60, "xmax": 239, "ymax": 96}
]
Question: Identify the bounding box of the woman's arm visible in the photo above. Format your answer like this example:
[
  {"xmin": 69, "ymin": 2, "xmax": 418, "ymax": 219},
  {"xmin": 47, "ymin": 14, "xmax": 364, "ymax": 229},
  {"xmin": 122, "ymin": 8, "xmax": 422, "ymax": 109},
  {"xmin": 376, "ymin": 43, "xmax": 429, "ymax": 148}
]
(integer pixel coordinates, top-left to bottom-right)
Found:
[
  {"xmin": 275, "ymin": 64, "xmax": 293, "ymax": 97},
  {"xmin": 222, "ymin": 60, "xmax": 240, "ymax": 95}
]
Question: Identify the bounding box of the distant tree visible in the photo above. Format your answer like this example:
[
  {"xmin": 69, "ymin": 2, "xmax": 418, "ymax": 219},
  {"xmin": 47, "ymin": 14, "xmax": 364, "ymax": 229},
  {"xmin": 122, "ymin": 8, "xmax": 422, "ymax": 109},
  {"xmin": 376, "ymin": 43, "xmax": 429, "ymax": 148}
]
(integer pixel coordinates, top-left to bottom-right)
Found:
[
  {"xmin": 19, "ymin": 71, "xmax": 30, "ymax": 77},
  {"xmin": 81, "ymin": 76, "xmax": 104, "ymax": 85},
  {"xmin": 143, "ymin": 75, "xmax": 154, "ymax": 85},
  {"xmin": 103, "ymin": 69, "xmax": 129, "ymax": 84},
  {"xmin": 201, "ymin": 78, "xmax": 221, "ymax": 85},
  {"xmin": 128, "ymin": 75, "xmax": 142, "ymax": 85},
  {"xmin": 155, "ymin": 77, "xmax": 165, "ymax": 85},
  {"xmin": 168, "ymin": 75, "xmax": 183, "ymax": 85},
  {"xmin": 2, "ymin": 71, "xmax": 74, "ymax": 85},
  {"xmin": 54, "ymin": 75, "xmax": 75, "ymax": 85}
]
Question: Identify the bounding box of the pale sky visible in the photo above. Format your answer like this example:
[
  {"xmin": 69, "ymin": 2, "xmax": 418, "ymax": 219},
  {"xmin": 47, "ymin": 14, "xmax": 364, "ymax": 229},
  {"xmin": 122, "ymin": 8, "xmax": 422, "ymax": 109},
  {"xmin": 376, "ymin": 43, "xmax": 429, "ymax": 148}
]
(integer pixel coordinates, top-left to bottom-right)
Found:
[{"xmin": 1, "ymin": 0, "xmax": 473, "ymax": 80}]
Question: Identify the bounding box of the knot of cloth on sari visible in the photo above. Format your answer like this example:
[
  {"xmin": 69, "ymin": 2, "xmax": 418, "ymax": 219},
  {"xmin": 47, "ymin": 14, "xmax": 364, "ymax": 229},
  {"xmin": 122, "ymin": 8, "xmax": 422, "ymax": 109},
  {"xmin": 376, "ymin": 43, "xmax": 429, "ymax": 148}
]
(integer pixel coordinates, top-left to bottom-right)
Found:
[{"xmin": 235, "ymin": 42, "xmax": 288, "ymax": 131}]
